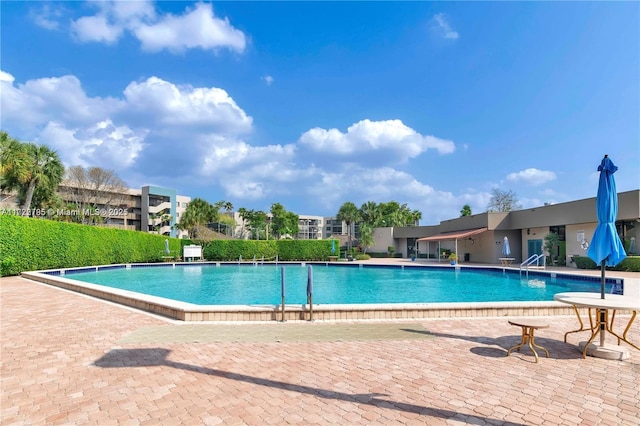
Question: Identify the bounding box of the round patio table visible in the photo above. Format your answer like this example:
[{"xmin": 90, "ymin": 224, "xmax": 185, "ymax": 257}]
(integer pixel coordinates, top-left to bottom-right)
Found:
[{"xmin": 553, "ymin": 292, "xmax": 639, "ymax": 358}]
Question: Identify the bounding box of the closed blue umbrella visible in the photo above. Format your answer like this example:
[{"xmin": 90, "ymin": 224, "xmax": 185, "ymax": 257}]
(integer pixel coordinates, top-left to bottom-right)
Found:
[
  {"xmin": 331, "ymin": 239, "xmax": 336, "ymax": 254},
  {"xmin": 165, "ymin": 239, "xmax": 170, "ymax": 255},
  {"xmin": 587, "ymin": 155, "xmax": 626, "ymax": 299},
  {"xmin": 502, "ymin": 236, "xmax": 511, "ymax": 257}
]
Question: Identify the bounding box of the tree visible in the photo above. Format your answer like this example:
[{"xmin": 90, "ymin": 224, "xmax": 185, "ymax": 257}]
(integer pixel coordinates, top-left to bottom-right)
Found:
[
  {"xmin": 270, "ymin": 203, "xmax": 299, "ymax": 239},
  {"xmin": 359, "ymin": 201, "xmax": 382, "ymax": 227},
  {"xmin": 460, "ymin": 204, "xmax": 472, "ymax": 217},
  {"xmin": 249, "ymin": 210, "xmax": 268, "ymax": 240},
  {"xmin": 358, "ymin": 223, "xmax": 374, "ymax": 253},
  {"xmin": 544, "ymin": 232, "xmax": 561, "ymax": 264},
  {"xmin": 150, "ymin": 213, "xmax": 172, "ymax": 234},
  {"xmin": 0, "ymin": 132, "xmax": 30, "ymax": 199},
  {"xmin": 237, "ymin": 207, "xmax": 249, "ymax": 238},
  {"xmin": 64, "ymin": 165, "xmax": 129, "ymax": 224},
  {"xmin": 212, "ymin": 200, "xmax": 236, "ymax": 235},
  {"xmin": 377, "ymin": 201, "xmax": 422, "ymax": 227},
  {"xmin": 222, "ymin": 201, "xmax": 233, "ymax": 215},
  {"xmin": 18, "ymin": 143, "xmax": 65, "ymax": 215},
  {"xmin": 410, "ymin": 209, "xmax": 422, "ymax": 226},
  {"xmin": 178, "ymin": 198, "xmax": 217, "ymax": 239},
  {"xmin": 337, "ymin": 201, "xmax": 361, "ymax": 254},
  {"xmin": 487, "ymin": 189, "xmax": 521, "ymax": 212},
  {"xmin": 1, "ymin": 134, "xmax": 64, "ymax": 213},
  {"xmin": 236, "ymin": 208, "xmax": 268, "ymax": 239}
]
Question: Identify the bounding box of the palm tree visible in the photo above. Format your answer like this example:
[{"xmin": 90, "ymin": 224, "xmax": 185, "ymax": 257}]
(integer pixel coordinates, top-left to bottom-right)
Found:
[
  {"xmin": 411, "ymin": 209, "xmax": 422, "ymax": 226},
  {"xmin": 359, "ymin": 201, "xmax": 381, "ymax": 227},
  {"xmin": 19, "ymin": 143, "xmax": 65, "ymax": 215},
  {"xmin": 358, "ymin": 223, "xmax": 374, "ymax": 254},
  {"xmin": 237, "ymin": 207, "xmax": 249, "ymax": 239},
  {"xmin": 337, "ymin": 201, "xmax": 361, "ymax": 255},
  {"xmin": 0, "ymin": 132, "xmax": 30, "ymax": 197},
  {"xmin": 178, "ymin": 198, "xmax": 217, "ymax": 239},
  {"xmin": 223, "ymin": 201, "xmax": 233, "ymax": 215}
]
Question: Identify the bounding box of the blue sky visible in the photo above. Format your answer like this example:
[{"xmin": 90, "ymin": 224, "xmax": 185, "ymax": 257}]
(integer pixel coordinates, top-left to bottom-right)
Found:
[{"xmin": 1, "ymin": 1, "xmax": 638, "ymax": 224}]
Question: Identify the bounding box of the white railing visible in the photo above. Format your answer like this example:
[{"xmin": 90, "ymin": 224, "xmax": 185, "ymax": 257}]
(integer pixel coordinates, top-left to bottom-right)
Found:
[
  {"xmin": 520, "ymin": 254, "xmax": 546, "ymax": 277},
  {"xmin": 148, "ymin": 201, "xmax": 172, "ymax": 214}
]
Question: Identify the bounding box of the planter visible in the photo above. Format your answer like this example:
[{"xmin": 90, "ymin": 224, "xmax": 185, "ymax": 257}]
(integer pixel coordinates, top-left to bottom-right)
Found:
[{"xmin": 450, "ymin": 261, "xmax": 456, "ymax": 266}]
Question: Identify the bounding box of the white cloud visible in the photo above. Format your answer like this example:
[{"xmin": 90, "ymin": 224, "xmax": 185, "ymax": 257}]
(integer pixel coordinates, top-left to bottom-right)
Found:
[
  {"xmin": 432, "ymin": 13, "xmax": 459, "ymax": 40},
  {"xmin": 122, "ymin": 77, "xmax": 252, "ymax": 133},
  {"xmin": 71, "ymin": 0, "xmax": 155, "ymax": 44},
  {"xmin": 0, "ymin": 73, "xmax": 118, "ymax": 129},
  {"xmin": 38, "ymin": 121, "xmax": 145, "ymax": 169},
  {"xmin": 1, "ymin": 70, "xmax": 484, "ymax": 225},
  {"xmin": 262, "ymin": 75, "xmax": 274, "ymax": 86},
  {"xmin": 72, "ymin": 14, "xmax": 124, "ymax": 44},
  {"xmin": 296, "ymin": 164, "xmax": 492, "ymax": 223},
  {"xmin": 506, "ymin": 168, "xmax": 557, "ymax": 186},
  {"xmin": 0, "ymin": 69, "xmax": 252, "ymax": 181},
  {"xmin": 30, "ymin": 4, "xmax": 64, "ymax": 30},
  {"xmin": 201, "ymin": 139, "xmax": 295, "ymax": 175},
  {"xmin": 66, "ymin": 1, "xmax": 245, "ymax": 54},
  {"xmin": 134, "ymin": 3, "xmax": 246, "ymax": 53},
  {"xmin": 298, "ymin": 119, "xmax": 455, "ymax": 165},
  {"xmin": 0, "ymin": 71, "xmax": 15, "ymax": 83}
]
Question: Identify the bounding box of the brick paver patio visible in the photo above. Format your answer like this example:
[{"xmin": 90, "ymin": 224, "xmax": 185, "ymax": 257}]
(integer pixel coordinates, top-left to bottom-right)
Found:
[{"xmin": 2, "ymin": 275, "xmax": 639, "ymax": 425}]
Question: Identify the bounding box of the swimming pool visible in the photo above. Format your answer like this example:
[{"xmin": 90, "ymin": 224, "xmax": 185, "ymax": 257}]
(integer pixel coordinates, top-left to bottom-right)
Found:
[
  {"xmin": 23, "ymin": 262, "xmax": 626, "ymax": 321},
  {"xmin": 64, "ymin": 263, "xmax": 614, "ymax": 305}
]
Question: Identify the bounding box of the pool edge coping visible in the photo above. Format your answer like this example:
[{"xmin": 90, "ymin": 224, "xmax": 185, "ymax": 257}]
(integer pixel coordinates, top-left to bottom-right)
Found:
[{"xmin": 20, "ymin": 262, "xmax": 635, "ymax": 322}]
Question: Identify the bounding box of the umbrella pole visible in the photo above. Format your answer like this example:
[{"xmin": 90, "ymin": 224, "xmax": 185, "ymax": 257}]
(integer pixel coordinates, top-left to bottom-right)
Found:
[
  {"xmin": 600, "ymin": 260, "xmax": 606, "ymax": 347},
  {"xmin": 600, "ymin": 260, "xmax": 605, "ymax": 299}
]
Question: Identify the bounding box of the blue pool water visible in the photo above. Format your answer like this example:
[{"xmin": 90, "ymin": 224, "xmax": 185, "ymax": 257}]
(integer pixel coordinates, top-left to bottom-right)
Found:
[{"xmin": 64, "ymin": 264, "xmax": 613, "ymax": 306}]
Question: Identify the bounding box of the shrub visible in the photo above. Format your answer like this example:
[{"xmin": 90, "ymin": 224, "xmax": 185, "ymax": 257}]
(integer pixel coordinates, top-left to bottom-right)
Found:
[
  {"xmin": 612, "ymin": 256, "xmax": 640, "ymax": 272},
  {"xmin": 0, "ymin": 215, "xmax": 182, "ymax": 276},
  {"xmin": 573, "ymin": 255, "xmax": 640, "ymax": 272},
  {"xmin": 368, "ymin": 252, "xmax": 390, "ymax": 258},
  {"xmin": 203, "ymin": 240, "xmax": 278, "ymax": 261},
  {"xmin": 202, "ymin": 239, "xmax": 335, "ymax": 261},
  {"xmin": 355, "ymin": 254, "xmax": 371, "ymax": 261}
]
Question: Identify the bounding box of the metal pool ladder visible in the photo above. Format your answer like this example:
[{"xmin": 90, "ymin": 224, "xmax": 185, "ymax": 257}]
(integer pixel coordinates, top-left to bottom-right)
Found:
[{"xmin": 520, "ymin": 254, "xmax": 546, "ymax": 277}]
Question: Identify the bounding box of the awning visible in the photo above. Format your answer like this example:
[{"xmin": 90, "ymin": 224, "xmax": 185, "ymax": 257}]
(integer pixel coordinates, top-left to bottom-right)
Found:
[{"xmin": 417, "ymin": 227, "xmax": 487, "ymax": 242}]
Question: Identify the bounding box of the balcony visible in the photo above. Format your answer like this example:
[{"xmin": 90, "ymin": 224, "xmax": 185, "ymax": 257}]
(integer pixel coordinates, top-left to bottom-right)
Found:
[{"xmin": 148, "ymin": 201, "xmax": 171, "ymax": 214}]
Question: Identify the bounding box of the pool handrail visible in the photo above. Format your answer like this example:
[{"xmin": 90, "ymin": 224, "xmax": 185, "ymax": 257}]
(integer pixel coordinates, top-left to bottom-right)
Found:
[{"xmin": 520, "ymin": 254, "xmax": 546, "ymax": 277}]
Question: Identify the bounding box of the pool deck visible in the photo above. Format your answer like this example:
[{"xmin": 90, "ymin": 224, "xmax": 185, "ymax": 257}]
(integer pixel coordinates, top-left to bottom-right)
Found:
[{"xmin": 2, "ymin": 261, "xmax": 639, "ymax": 425}]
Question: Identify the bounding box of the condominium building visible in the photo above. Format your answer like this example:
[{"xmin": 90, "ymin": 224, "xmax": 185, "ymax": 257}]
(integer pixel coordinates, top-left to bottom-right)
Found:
[
  {"xmin": 1, "ymin": 182, "xmax": 191, "ymax": 239},
  {"xmin": 140, "ymin": 186, "xmax": 190, "ymax": 238},
  {"xmin": 230, "ymin": 213, "xmax": 325, "ymax": 240}
]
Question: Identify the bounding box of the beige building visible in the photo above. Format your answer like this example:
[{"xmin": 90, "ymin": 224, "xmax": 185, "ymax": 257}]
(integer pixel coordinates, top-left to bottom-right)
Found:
[
  {"xmin": 376, "ymin": 190, "xmax": 639, "ymax": 268},
  {"xmin": 2, "ymin": 183, "xmax": 191, "ymax": 239}
]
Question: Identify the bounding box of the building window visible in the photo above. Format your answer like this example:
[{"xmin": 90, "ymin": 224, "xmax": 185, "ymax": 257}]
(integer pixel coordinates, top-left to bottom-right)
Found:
[{"xmin": 549, "ymin": 225, "xmax": 566, "ymax": 241}]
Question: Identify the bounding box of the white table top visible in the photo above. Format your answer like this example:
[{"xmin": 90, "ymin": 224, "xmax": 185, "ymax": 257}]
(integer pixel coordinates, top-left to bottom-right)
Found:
[{"xmin": 554, "ymin": 292, "xmax": 640, "ymax": 311}]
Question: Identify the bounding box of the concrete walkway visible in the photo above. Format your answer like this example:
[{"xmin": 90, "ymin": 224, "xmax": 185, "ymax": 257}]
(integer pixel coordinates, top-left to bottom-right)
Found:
[{"xmin": 2, "ymin": 274, "xmax": 639, "ymax": 425}]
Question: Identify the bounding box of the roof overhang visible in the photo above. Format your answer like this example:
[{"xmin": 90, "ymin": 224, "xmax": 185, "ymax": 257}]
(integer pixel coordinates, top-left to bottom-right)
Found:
[{"xmin": 416, "ymin": 227, "xmax": 488, "ymax": 242}]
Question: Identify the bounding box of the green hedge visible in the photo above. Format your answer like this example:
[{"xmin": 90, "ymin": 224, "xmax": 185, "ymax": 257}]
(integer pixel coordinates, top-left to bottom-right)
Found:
[
  {"xmin": 0, "ymin": 215, "xmax": 182, "ymax": 276},
  {"xmin": 203, "ymin": 239, "xmax": 335, "ymax": 261},
  {"xmin": 573, "ymin": 255, "xmax": 640, "ymax": 272},
  {"xmin": 203, "ymin": 240, "xmax": 278, "ymax": 261}
]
